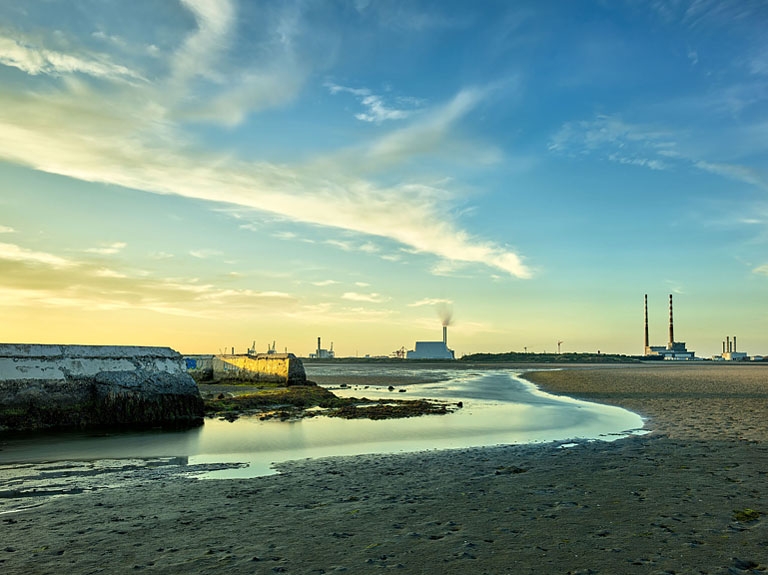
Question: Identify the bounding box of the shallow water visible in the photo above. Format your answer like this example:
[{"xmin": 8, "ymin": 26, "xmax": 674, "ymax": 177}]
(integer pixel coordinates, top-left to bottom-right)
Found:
[{"xmin": 0, "ymin": 369, "xmax": 644, "ymax": 483}]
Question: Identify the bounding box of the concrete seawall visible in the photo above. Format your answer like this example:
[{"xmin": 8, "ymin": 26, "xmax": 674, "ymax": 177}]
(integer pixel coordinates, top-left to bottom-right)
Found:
[
  {"xmin": 185, "ymin": 353, "xmax": 307, "ymax": 385},
  {"xmin": 0, "ymin": 344, "xmax": 204, "ymax": 432}
]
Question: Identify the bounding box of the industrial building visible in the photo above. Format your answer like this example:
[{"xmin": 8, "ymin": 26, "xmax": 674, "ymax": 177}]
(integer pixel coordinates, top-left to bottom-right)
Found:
[
  {"xmin": 407, "ymin": 325, "xmax": 455, "ymax": 360},
  {"xmin": 309, "ymin": 337, "xmax": 335, "ymax": 359},
  {"xmin": 643, "ymin": 294, "xmax": 696, "ymax": 360},
  {"xmin": 717, "ymin": 336, "xmax": 748, "ymax": 361}
]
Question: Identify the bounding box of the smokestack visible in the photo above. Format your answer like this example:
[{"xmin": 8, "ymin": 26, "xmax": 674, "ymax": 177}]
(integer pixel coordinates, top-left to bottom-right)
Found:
[
  {"xmin": 733, "ymin": 336, "xmax": 737, "ymax": 352},
  {"xmin": 317, "ymin": 337, "xmax": 321, "ymax": 356},
  {"xmin": 727, "ymin": 336, "xmax": 731, "ymax": 353},
  {"xmin": 668, "ymin": 294, "xmax": 674, "ymax": 347},
  {"xmin": 644, "ymin": 294, "xmax": 649, "ymax": 351},
  {"xmin": 723, "ymin": 340, "xmax": 726, "ymax": 354},
  {"xmin": 443, "ymin": 325, "xmax": 447, "ymax": 345}
]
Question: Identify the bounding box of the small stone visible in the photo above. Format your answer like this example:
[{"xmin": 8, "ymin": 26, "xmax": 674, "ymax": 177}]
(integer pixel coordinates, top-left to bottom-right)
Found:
[{"xmin": 732, "ymin": 558, "xmax": 759, "ymax": 570}]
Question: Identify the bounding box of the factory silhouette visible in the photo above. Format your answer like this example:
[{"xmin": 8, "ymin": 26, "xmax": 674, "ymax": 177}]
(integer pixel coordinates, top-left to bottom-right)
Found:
[
  {"xmin": 306, "ymin": 295, "xmax": 756, "ymax": 361},
  {"xmin": 644, "ymin": 294, "xmax": 753, "ymax": 361},
  {"xmin": 643, "ymin": 294, "xmax": 695, "ymax": 360}
]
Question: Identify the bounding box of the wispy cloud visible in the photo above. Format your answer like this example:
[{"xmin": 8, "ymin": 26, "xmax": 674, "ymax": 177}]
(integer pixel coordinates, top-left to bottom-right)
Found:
[
  {"xmin": 0, "ymin": 9, "xmax": 530, "ymax": 280},
  {"xmin": 408, "ymin": 297, "xmax": 452, "ymax": 307},
  {"xmin": 327, "ymin": 83, "xmax": 420, "ymax": 123},
  {"xmin": 85, "ymin": 242, "xmax": 127, "ymax": 255},
  {"xmin": 170, "ymin": 0, "xmax": 236, "ymax": 85},
  {"xmin": 0, "ymin": 240, "xmax": 297, "ymax": 317},
  {"xmin": 353, "ymin": 2, "xmax": 469, "ymax": 32},
  {"xmin": 148, "ymin": 251, "xmax": 175, "ymax": 260},
  {"xmin": 0, "ymin": 242, "xmax": 76, "ymax": 268},
  {"xmin": 0, "ymin": 225, "xmax": 14, "ymax": 234},
  {"xmin": 189, "ymin": 249, "xmax": 223, "ymax": 259},
  {"xmin": 750, "ymin": 47, "xmax": 768, "ymax": 76},
  {"xmin": 0, "ymin": 34, "xmax": 144, "ymax": 81},
  {"xmin": 312, "ymin": 279, "xmax": 339, "ymax": 286},
  {"xmin": 548, "ymin": 114, "xmax": 674, "ymax": 157},
  {"xmin": 687, "ymin": 47, "xmax": 699, "ymax": 66},
  {"xmin": 549, "ymin": 114, "xmax": 767, "ymax": 191},
  {"xmin": 341, "ymin": 291, "xmax": 389, "ymax": 303},
  {"xmin": 753, "ymin": 264, "xmax": 768, "ymax": 276},
  {"xmin": 694, "ymin": 160, "xmax": 768, "ymax": 190},
  {"xmin": 649, "ymin": 0, "xmax": 764, "ymax": 29},
  {"xmin": 364, "ymin": 87, "xmax": 490, "ymax": 165},
  {"xmin": 93, "ymin": 267, "xmax": 128, "ymax": 279},
  {"xmin": 167, "ymin": 0, "xmax": 309, "ymax": 126}
]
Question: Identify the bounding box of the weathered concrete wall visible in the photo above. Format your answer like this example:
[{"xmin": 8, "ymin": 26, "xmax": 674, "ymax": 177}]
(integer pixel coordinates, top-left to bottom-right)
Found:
[
  {"xmin": 185, "ymin": 355, "xmax": 215, "ymax": 382},
  {"xmin": 185, "ymin": 353, "xmax": 306, "ymax": 385},
  {"xmin": 0, "ymin": 344, "xmax": 204, "ymax": 432}
]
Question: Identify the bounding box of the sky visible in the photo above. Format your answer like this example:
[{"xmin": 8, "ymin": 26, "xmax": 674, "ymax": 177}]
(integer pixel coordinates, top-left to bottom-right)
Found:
[{"xmin": 0, "ymin": 0, "xmax": 766, "ymax": 358}]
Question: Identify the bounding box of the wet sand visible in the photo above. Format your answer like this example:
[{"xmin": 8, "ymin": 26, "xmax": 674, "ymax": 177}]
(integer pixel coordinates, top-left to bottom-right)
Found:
[{"xmin": 2, "ymin": 363, "xmax": 767, "ymax": 574}]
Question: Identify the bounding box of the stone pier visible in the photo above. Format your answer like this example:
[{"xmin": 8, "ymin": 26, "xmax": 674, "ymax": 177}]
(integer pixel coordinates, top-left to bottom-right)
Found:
[
  {"xmin": 185, "ymin": 353, "xmax": 307, "ymax": 385},
  {"xmin": 0, "ymin": 344, "xmax": 204, "ymax": 432}
]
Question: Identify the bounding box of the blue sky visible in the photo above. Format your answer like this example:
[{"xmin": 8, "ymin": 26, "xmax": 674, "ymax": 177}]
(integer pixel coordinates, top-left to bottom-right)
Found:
[{"xmin": 0, "ymin": 0, "xmax": 766, "ymax": 357}]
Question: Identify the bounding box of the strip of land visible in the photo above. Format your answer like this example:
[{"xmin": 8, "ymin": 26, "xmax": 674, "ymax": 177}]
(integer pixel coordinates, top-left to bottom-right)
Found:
[{"xmin": 1, "ymin": 363, "xmax": 766, "ymax": 574}]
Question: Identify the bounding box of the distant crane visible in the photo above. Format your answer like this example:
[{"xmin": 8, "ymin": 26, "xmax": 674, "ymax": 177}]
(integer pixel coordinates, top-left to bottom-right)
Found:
[
  {"xmin": 392, "ymin": 346, "xmax": 406, "ymax": 359},
  {"xmin": 557, "ymin": 340, "xmax": 564, "ymax": 354}
]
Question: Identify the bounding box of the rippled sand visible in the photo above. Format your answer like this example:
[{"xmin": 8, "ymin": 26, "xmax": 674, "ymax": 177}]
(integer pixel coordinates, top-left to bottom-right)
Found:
[{"xmin": 2, "ymin": 363, "xmax": 766, "ymax": 574}]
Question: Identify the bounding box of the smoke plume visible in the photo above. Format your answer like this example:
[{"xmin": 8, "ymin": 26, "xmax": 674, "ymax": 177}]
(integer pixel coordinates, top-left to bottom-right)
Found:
[{"xmin": 437, "ymin": 302, "xmax": 453, "ymax": 327}]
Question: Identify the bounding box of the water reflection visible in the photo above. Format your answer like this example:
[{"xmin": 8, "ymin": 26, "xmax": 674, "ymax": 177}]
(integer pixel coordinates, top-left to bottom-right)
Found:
[{"xmin": 0, "ymin": 369, "xmax": 644, "ymax": 483}]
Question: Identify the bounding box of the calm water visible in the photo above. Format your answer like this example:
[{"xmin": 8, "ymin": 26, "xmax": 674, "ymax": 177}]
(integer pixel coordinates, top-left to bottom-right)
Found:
[{"xmin": 0, "ymin": 368, "xmax": 644, "ymax": 483}]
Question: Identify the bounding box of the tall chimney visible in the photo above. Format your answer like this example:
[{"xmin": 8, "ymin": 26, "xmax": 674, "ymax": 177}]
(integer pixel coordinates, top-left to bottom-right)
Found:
[
  {"xmin": 668, "ymin": 294, "xmax": 674, "ymax": 347},
  {"xmin": 733, "ymin": 336, "xmax": 737, "ymax": 353},
  {"xmin": 723, "ymin": 340, "xmax": 726, "ymax": 354},
  {"xmin": 727, "ymin": 336, "xmax": 731, "ymax": 353},
  {"xmin": 443, "ymin": 325, "xmax": 448, "ymax": 345},
  {"xmin": 644, "ymin": 294, "xmax": 649, "ymax": 352},
  {"xmin": 317, "ymin": 337, "xmax": 321, "ymax": 357}
]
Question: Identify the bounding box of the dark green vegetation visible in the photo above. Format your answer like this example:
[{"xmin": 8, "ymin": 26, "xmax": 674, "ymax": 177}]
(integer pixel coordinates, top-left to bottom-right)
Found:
[
  {"xmin": 201, "ymin": 382, "xmax": 456, "ymax": 421},
  {"xmin": 733, "ymin": 508, "xmax": 762, "ymax": 523},
  {"xmin": 460, "ymin": 351, "xmax": 642, "ymax": 363},
  {"xmin": 305, "ymin": 353, "xmax": 643, "ymax": 364}
]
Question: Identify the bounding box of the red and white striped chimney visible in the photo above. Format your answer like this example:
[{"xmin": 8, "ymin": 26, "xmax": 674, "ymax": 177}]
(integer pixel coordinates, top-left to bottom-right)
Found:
[{"xmin": 668, "ymin": 294, "xmax": 674, "ymax": 347}]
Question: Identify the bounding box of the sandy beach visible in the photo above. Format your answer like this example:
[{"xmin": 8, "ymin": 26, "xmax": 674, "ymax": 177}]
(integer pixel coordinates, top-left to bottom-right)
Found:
[{"xmin": 2, "ymin": 363, "xmax": 767, "ymax": 574}]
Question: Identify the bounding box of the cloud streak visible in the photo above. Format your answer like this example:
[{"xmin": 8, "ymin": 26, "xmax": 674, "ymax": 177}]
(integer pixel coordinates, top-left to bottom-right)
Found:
[
  {"xmin": 0, "ymin": 14, "xmax": 531, "ymax": 279},
  {"xmin": 327, "ymin": 83, "xmax": 420, "ymax": 123},
  {"xmin": 341, "ymin": 291, "xmax": 389, "ymax": 303},
  {"xmin": 549, "ymin": 114, "xmax": 767, "ymax": 191},
  {"xmin": 0, "ymin": 34, "xmax": 144, "ymax": 81},
  {"xmin": 0, "ymin": 241, "xmax": 296, "ymax": 318},
  {"xmin": 0, "ymin": 242, "xmax": 76, "ymax": 269}
]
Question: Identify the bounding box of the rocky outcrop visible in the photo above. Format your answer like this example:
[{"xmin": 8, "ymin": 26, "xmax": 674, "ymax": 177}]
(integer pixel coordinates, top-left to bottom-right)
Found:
[{"xmin": 0, "ymin": 344, "xmax": 204, "ymax": 432}]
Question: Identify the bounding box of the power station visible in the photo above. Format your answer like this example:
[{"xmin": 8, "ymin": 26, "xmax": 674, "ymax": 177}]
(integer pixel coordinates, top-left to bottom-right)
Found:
[
  {"xmin": 310, "ymin": 337, "xmax": 335, "ymax": 359},
  {"xmin": 407, "ymin": 324, "xmax": 455, "ymax": 360},
  {"xmin": 643, "ymin": 294, "xmax": 695, "ymax": 360},
  {"xmin": 718, "ymin": 336, "xmax": 748, "ymax": 361}
]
